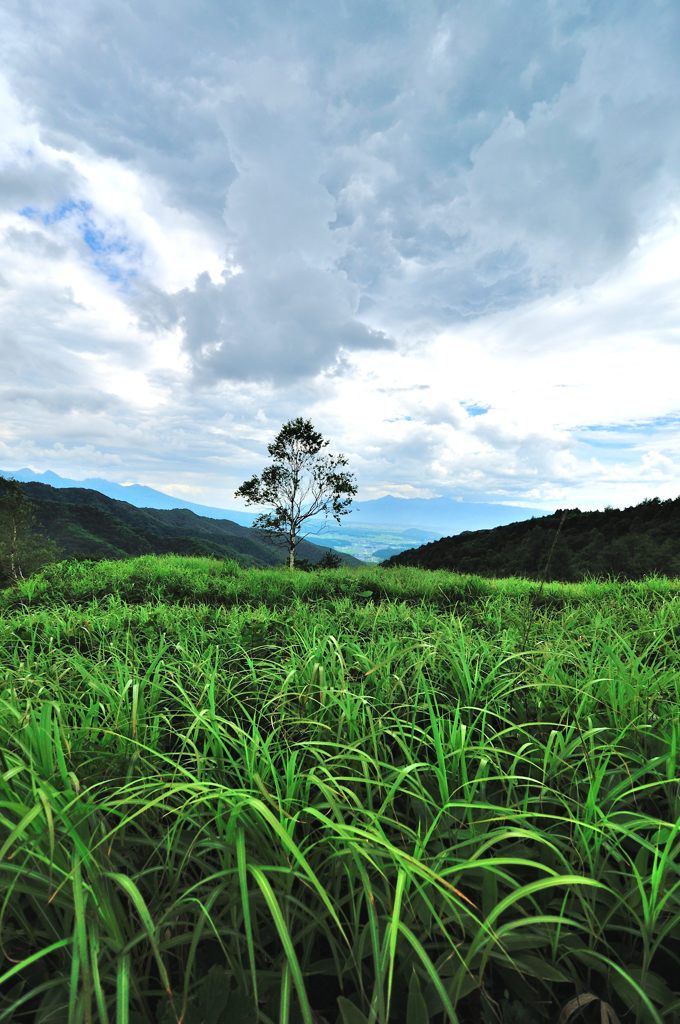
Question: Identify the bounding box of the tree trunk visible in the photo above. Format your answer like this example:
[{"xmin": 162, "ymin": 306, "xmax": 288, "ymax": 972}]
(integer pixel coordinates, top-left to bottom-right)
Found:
[
  {"xmin": 9, "ymin": 519, "xmax": 23, "ymax": 582},
  {"xmin": 288, "ymin": 532, "xmax": 296, "ymax": 569}
]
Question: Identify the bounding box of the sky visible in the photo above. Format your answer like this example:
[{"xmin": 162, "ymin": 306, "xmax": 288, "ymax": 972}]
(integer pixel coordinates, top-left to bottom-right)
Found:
[{"xmin": 1, "ymin": 0, "xmax": 679, "ymax": 512}]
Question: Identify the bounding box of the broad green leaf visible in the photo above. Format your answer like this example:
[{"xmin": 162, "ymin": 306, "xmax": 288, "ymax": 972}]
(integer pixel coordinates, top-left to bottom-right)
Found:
[
  {"xmin": 337, "ymin": 997, "xmax": 370, "ymax": 1024},
  {"xmin": 407, "ymin": 970, "xmax": 429, "ymax": 1024}
]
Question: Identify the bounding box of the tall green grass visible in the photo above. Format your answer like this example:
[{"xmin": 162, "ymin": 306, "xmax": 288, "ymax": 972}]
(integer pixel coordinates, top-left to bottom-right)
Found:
[
  {"xmin": 4, "ymin": 554, "xmax": 678, "ymax": 612},
  {"xmin": 0, "ymin": 557, "xmax": 678, "ymax": 1022}
]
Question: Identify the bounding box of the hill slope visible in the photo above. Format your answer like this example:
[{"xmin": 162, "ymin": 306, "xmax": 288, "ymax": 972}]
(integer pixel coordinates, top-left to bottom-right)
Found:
[
  {"xmin": 383, "ymin": 497, "xmax": 680, "ymax": 580},
  {"xmin": 16, "ymin": 481, "xmax": 360, "ymax": 568}
]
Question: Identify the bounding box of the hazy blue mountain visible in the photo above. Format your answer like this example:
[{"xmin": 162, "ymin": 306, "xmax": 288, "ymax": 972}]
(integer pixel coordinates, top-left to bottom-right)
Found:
[
  {"xmin": 371, "ymin": 544, "xmax": 421, "ymax": 561},
  {"xmin": 350, "ymin": 495, "xmax": 548, "ymax": 533}
]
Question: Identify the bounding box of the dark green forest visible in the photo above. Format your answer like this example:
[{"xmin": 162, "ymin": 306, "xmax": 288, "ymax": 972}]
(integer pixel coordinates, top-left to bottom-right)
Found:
[{"xmin": 384, "ymin": 497, "xmax": 680, "ymax": 580}]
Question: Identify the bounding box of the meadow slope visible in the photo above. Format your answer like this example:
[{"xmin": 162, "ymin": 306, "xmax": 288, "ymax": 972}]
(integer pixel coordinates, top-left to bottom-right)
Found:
[{"xmin": 0, "ymin": 556, "xmax": 678, "ymax": 1023}]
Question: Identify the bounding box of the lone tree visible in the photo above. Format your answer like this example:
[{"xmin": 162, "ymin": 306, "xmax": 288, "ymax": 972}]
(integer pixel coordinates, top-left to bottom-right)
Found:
[{"xmin": 235, "ymin": 418, "xmax": 357, "ymax": 569}]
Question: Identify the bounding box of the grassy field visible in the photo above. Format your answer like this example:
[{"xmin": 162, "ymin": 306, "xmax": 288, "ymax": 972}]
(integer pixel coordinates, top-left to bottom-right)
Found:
[{"xmin": 0, "ymin": 556, "xmax": 678, "ymax": 1023}]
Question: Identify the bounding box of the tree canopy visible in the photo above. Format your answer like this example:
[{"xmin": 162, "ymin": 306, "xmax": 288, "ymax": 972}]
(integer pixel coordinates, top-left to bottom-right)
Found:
[
  {"xmin": 235, "ymin": 418, "xmax": 357, "ymax": 568},
  {"xmin": 0, "ymin": 477, "xmax": 56, "ymax": 585}
]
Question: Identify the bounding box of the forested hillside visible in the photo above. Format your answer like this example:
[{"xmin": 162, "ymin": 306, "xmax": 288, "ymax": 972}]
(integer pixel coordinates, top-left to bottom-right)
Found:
[
  {"xmin": 384, "ymin": 496, "xmax": 680, "ymax": 579},
  {"xmin": 13, "ymin": 481, "xmax": 359, "ymax": 570}
]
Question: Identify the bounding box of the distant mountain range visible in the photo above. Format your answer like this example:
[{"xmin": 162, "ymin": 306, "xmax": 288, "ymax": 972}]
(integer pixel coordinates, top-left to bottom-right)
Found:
[
  {"xmin": 1, "ymin": 469, "xmax": 550, "ymax": 560},
  {"xmin": 349, "ymin": 494, "xmax": 548, "ymax": 534},
  {"xmin": 384, "ymin": 497, "xmax": 680, "ymax": 580},
  {"xmin": 7, "ymin": 480, "xmax": 361, "ymax": 570},
  {"xmin": 1, "ymin": 468, "xmax": 258, "ymax": 526}
]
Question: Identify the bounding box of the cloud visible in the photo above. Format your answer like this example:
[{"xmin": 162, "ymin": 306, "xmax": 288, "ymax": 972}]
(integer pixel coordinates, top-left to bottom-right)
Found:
[
  {"xmin": 307, "ymin": 211, "xmax": 680, "ymax": 508},
  {"xmin": 0, "ymin": 1, "xmax": 679, "ymax": 510},
  {"xmin": 175, "ymin": 267, "xmax": 392, "ymax": 383},
  {"xmin": 169, "ymin": 52, "xmax": 397, "ymax": 382},
  {"xmin": 459, "ymin": 8, "xmax": 680, "ymax": 291}
]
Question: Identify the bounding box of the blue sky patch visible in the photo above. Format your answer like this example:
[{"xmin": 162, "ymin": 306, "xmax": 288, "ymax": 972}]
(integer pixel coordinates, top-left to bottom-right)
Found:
[
  {"xmin": 20, "ymin": 199, "xmax": 91, "ymax": 225},
  {"xmin": 579, "ymin": 435, "xmax": 635, "ymax": 450},
  {"xmin": 581, "ymin": 415, "xmax": 680, "ymax": 437},
  {"xmin": 19, "ymin": 198, "xmax": 139, "ymax": 286}
]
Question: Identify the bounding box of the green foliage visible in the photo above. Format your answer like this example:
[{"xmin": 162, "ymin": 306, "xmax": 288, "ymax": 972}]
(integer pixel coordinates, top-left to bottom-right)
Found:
[
  {"xmin": 317, "ymin": 550, "xmax": 342, "ymax": 569},
  {"xmin": 295, "ymin": 550, "xmax": 342, "ymax": 572},
  {"xmin": 0, "ymin": 477, "xmax": 57, "ymax": 585},
  {"xmin": 3, "ymin": 554, "xmax": 678, "ymax": 612},
  {"xmin": 0, "ymin": 555, "xmax": 678, "ymax": 1022},
  {"xmin": 235, "ymin": 417, "xmax": 357, "ymax": 568},
  {"xmin": 386, "ymin": 497, "xmax": 680, "ymax": 580}
]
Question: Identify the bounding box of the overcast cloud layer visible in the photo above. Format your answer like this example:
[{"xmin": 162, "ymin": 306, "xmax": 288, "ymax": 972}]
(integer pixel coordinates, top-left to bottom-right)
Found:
[{"xmin": 1, "ymin": 0, "xmax": 679, "ymax": 510}]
